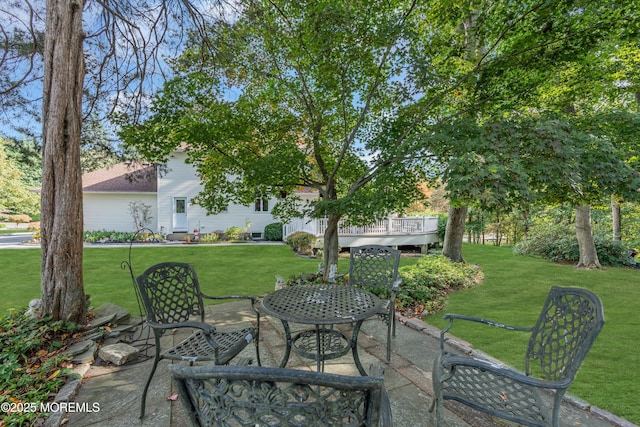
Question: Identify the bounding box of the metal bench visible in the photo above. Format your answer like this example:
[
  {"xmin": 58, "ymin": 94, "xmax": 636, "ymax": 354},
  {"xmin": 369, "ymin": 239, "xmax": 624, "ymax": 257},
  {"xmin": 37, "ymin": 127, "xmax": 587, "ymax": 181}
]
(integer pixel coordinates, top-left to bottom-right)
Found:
[{"xmin": 430, "ymin": 286, "xmax": 604, "ymax": 427}]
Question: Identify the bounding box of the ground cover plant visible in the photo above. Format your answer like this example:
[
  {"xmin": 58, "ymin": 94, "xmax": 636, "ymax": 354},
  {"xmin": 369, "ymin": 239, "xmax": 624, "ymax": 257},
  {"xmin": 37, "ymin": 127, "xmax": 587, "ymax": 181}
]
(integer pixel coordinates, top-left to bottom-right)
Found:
[
  {"xmin": 0, "ymin": 314, "xmax": 82, "ymax": 426},
  {"xmin": 424, "ymin": 243, "xmax": 640, "ymax": 425}
]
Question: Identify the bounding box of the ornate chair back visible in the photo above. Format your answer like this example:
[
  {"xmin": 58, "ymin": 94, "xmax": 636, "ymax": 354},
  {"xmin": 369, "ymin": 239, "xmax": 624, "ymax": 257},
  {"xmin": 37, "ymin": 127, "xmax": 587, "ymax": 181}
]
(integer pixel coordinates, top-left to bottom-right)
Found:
[{"xmin": 169, "ymin": 364, "xmax": 391, "ymax": 427}]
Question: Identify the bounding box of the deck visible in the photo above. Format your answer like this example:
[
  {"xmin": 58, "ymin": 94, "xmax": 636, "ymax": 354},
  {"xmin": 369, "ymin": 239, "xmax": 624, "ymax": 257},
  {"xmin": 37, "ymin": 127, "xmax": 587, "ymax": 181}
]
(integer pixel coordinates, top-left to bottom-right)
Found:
[{"xmin": 283, "ymin": 216, "xmax": 439, "ymax": 251}]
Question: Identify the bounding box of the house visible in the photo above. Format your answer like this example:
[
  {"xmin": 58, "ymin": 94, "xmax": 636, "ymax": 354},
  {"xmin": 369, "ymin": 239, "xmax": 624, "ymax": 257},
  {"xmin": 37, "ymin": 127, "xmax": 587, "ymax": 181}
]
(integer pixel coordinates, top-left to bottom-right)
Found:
[{"xmin": 82, "ymin": 150, "xmax": 317, "ymax": 238}]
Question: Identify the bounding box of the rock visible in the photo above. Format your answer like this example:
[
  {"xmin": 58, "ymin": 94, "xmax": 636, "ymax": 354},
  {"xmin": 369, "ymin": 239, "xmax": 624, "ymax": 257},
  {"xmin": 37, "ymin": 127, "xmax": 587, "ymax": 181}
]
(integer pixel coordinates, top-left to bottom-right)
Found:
[
  {"xmin": 63, "ymin": 340, "xmax": 93, "ymax": 357},
  {"xmin": 92, "ymin": 303, "xmax": 131, "ymax": 324},
  {"xmin": 71, "ymin": 341, "xmax": 98, "ymax": 364},
  {"xmin": 86, "ymin": 313, "xmax": 117, "ymax": 330},
  {"xmin": 98, "ymin": 343, "xmax": 139, "ymax": 366}
]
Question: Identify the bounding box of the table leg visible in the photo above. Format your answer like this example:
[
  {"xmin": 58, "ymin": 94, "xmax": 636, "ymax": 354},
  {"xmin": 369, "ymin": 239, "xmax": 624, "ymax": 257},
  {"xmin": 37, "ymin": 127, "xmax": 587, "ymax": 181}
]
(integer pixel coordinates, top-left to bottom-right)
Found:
[
  {"xmin": 315, "ymin": 325, "xmax": 322, "ymax": 372},
  {"xmin": 279, "ymin": 320, "xmax": 292, "ymax": 369},
  {"xmin": 351, "ymin": 320, "xmax": 368, "ymax": 376}
]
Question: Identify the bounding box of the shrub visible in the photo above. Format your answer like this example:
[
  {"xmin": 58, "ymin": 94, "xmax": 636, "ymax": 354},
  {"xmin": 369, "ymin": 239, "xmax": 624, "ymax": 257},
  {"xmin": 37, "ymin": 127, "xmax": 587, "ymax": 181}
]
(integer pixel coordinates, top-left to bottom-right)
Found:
[
  {"xmin": 397, "ymin": 255, "xmax": 483, "ymax": 315},
  {"xmin": 200, "ymin": 232, "xmax": 220, "ymax": 243},
  {"xmin": 0, "ymin": 223, "xmax": 5, "ymax": 229},
  {"xmin": 8, "ymin": 214, "xmax": 31, "ymax": 223},
  {"xmin": 225, "ymin": 226, "xmax": 243, "ymax": 241},
  {"xmin": 264, "ymin": 222, "xmax": 283, "ymax": 241},
  {"xmin": 286, "ymin": 231, "xmax": 317, "ymax": 256},
  {"xmin": 83, "ymin": 230, "xmax": 136, "ymax": 243},
  {"xmin": 513, "ymin": 223, "xmax": 634, "ymax": 266}
]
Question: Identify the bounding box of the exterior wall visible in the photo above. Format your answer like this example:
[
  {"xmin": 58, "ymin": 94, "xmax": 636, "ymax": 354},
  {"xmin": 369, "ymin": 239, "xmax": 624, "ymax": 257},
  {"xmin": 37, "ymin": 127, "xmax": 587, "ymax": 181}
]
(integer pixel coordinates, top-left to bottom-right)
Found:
[
  {"xmin": 83, "ymin": 192, "xmax": 157, "ymax": 232},
  {"xmin": 157, "ymin": 151, "xmax": 281, "ymax": 237}
]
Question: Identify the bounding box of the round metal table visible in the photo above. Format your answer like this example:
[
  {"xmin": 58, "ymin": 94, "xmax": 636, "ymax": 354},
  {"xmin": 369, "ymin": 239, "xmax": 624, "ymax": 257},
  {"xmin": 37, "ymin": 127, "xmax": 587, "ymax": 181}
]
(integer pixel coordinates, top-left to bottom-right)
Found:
[{"xmin": 261, "ymin": 284, "xmax": 382, "ymax": 375}]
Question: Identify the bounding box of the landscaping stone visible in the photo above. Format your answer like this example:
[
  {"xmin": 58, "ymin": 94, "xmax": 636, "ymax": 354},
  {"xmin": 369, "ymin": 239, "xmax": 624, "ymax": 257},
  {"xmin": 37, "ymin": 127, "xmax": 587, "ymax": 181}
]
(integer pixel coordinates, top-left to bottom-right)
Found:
[
  {"xmin": 63, "ymin": 340, "xmax": 93, "ymax": 357},
  {"xmin": 71, "ymin": 341, "xmax": 98, "ymax": 364},
  {"xmin": 86, "ymin": 313, "xmax": 117, "ymax": 330},
  {"xmin": 92, "ymin": 303, "xmax": 131, "ymax": 324},
  {"xmin": 98, "ymin": 343, "xmax": 139, "ymax": 366}
]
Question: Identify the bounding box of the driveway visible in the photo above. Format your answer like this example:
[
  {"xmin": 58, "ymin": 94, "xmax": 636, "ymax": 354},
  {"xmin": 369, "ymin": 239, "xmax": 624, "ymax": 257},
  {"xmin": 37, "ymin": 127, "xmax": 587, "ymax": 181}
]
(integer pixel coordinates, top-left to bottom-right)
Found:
[{"xmin": 0, "ymin": 233, "xmax": 35, "ymax": 247}]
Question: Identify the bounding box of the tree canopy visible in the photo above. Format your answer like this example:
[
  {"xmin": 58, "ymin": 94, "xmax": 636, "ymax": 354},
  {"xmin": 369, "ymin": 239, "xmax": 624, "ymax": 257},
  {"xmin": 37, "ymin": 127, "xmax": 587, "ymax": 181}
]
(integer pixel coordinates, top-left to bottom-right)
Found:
[{"xmin": 124, "ymin": 0, "xmax": 640, "ymax": 271}]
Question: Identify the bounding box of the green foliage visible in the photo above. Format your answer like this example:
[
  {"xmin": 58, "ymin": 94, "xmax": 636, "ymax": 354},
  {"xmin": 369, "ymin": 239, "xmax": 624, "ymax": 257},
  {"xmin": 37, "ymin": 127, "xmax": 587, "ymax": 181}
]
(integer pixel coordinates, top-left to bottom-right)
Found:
[
  {"xmin": 0, "ymin": 312, "xmax": 81, "ymax": 426},
  {"xmin": 514, "ymin": 223, "xmax": 633, "ymax": 266},
  {"xmin": 199, "ymin": 232, "xmax": 220, "ymax": 243},
  {"xmin": 264, "ymin": 222, "xmax": 283, "ymax": 241},
  {"xmin": 83, "ymin": 230, "xmax": 136, "ymax": 243},
  {"xmin": 0, "ymin": 138, "xmax": 40, "ymax": 218},
  {"xmin": 225, "ymin": 226, "xmax": 243, "ymax": 241},
  {"xmin": 436, "ymin": 214, "xmax": 447, "ymax": 242},
  {"xmin": 286, "ymin": 231, "xmax": 318, "ymax": 256},
  {"xmin": 397, "ymin": 256, "xmax": 483, "ymax": 315}
]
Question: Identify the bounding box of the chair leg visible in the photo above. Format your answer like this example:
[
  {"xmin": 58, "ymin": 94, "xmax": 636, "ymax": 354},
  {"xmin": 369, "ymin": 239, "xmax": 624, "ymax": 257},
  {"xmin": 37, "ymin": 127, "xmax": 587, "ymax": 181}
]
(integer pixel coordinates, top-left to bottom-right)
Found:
[
  {"xmin": 385, "ymin": 319, "xmax": 392, "ymax": 363},
  {"xmin": 140, "ymin": 355, "xmax": 160, "ymax": 419},
  {"xmin": 254, "ymin": 333, "xmax": 262, "ymax": 367}
]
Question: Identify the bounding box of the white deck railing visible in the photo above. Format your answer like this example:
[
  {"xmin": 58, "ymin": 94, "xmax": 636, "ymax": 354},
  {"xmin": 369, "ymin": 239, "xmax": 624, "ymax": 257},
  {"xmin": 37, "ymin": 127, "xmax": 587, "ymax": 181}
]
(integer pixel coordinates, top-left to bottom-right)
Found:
[{"xmin": 283, "ymin": 216, "xmax": 438, "ymax": 238}]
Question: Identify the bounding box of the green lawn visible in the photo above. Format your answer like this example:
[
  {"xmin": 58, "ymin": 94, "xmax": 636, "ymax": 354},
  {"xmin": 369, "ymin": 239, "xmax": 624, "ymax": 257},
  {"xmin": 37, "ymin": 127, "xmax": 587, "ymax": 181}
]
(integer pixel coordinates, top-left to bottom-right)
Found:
[
  {"xmin": 424, "ymin": 244, "xmax": 640, "ymax": 425},
  {"xmin": 0, "ymin": 244, "xmax": 323, "ymax": 315},
  {"xmin": 1, "ymin": 242, "xmax": 637, "ymax": 424}
]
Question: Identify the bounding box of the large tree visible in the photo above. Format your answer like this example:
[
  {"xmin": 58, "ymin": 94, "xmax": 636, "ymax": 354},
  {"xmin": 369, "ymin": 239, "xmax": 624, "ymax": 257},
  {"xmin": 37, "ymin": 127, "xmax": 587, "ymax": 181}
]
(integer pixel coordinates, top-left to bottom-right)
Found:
[
  {"xmin": 124, "ymin": 0, "xmax": 633, "ymax": 274},
  {"xmin": 1, "ymin": 0, "xmax": 218, "ymax": 322}
]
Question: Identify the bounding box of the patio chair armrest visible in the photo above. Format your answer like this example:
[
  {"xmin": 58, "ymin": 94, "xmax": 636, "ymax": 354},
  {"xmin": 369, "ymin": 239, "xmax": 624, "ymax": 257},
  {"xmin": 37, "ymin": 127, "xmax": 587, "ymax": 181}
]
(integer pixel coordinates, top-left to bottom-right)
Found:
[
  {"xmin": 391, "ymin": 277, "xmax": 401, "ymax": 292},
  {"xmin": 147, "ymin": 320, "xmax": 216, "ymax": 335},
  {"xmin": 442, "ymin": 354, "xmax": 571, "ymax": 390},
  {"xmin": 439, "ymin": 314, "xmax": 532, "ymax": 351}
]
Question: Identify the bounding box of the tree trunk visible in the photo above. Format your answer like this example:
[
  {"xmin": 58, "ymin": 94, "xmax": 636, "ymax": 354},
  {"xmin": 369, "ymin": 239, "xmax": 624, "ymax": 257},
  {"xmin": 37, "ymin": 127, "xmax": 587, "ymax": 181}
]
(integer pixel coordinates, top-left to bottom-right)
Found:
[
  {"xmin": 442, "ymin": 205, "xmax": 468, "ymax": 263},
  {"xmin": 40, "ymin": 0, "xmax": 87, "ymax": 323},
  {"xmin": 611, "ymin": 195, "xmax": 621, "ymax": 241},
  {"xmin": 322, "ymin": 214, "xmax": 341, "ymax": 281},
  {"xmin": 575, "ymin": 205, "xmax": 602, "ymax": 269}
]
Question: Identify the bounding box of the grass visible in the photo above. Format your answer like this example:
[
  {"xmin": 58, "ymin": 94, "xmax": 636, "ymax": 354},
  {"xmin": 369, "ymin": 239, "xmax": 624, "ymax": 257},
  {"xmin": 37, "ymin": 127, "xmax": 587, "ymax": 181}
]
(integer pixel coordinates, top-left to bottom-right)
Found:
[
  {"xmin": 0, "ymin": 244, "xmax": 324, "ymax": 315},
  {"xmin": 0, "ymin": 243, "xmax": 637, "ymax": 424},
  {"xmin": 424, "ymin": 244, "xmax": 640, "ymax": 425}
]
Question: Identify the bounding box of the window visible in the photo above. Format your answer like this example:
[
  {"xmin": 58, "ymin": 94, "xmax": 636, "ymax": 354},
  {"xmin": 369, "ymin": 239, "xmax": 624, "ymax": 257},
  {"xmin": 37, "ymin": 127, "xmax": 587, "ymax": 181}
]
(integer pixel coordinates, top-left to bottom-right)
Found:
[{"xmin": 254, "ymin": 197, "xmax": 269, "ymax": 212}]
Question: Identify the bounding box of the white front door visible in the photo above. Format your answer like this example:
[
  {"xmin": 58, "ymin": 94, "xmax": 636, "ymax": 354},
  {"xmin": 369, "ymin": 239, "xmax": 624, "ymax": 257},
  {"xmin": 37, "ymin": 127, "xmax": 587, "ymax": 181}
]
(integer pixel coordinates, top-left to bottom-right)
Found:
[{"xmin": 172, "ymin": 197, "xmax": 188, "ymax": 232}]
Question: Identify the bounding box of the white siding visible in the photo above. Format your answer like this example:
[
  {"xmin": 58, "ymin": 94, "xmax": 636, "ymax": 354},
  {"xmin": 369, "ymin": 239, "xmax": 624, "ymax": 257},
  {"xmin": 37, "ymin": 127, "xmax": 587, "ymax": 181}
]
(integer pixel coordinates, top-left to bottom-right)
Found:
[
  {"xmin": 158, "ymin": 151, "xmax": 281, "ymax": 237},
  {"xmin": 83, "ymin": 193, "xmax": 157, "ymax": 232}
]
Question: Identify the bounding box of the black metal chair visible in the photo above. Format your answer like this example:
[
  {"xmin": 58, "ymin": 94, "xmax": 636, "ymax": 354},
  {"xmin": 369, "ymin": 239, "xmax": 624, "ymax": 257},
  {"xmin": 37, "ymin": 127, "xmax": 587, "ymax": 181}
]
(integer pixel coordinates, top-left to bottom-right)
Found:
[
  {"xmin": 348, "ymin": 245, "xmax": 401, "ymax": 363},
  {"xmin": 430, "ymin": 286, "xmax": 605, "ymax": 427},
  {"xmin": 169, "ymin": 364, "xmax": 393, "ymax": 427},
  {"xmin": 135, "ymin": 262, "xmax": 261, "ymax": 418}
]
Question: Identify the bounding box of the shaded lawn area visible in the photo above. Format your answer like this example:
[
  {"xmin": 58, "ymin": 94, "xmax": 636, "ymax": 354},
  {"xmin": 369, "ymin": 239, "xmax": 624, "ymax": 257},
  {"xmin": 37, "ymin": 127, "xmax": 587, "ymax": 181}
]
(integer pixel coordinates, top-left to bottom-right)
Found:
[{"xmin": 424, "ymin": 243, "xmax": 640, "ymax": 426}]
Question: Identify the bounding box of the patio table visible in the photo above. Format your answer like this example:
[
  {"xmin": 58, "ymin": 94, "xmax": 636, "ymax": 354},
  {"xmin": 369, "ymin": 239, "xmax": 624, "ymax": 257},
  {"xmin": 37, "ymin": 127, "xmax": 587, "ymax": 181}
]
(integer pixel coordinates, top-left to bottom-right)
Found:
[{"xmin": 261, "ymin": 283, "xmax": 382, "ymax": 375}]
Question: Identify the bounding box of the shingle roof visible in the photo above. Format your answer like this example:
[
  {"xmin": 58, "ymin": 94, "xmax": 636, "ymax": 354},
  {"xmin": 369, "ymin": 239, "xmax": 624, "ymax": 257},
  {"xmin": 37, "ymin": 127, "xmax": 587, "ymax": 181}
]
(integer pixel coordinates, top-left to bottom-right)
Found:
[{"xmin": 82, "ymin": 162, "xmax": 157, "ymax": 193}]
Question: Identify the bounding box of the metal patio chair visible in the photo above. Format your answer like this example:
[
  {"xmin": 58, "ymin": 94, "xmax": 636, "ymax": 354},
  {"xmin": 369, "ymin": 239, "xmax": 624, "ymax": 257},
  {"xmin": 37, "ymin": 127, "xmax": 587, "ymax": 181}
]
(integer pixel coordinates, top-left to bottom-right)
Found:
[
  {"xmin": 348, "ymin": 245, "xmax": 401, "ymax": 363},
  {"xmin": 430, "ymin": 286, "xmax": 605, "ymax": 427},
  {"xmin": 169, "ymin": 364, "xmax": 393, "ymax": 427},
  {"xmin": 135, "ymin": 262, "xmax": 261, "ymax": 418}
]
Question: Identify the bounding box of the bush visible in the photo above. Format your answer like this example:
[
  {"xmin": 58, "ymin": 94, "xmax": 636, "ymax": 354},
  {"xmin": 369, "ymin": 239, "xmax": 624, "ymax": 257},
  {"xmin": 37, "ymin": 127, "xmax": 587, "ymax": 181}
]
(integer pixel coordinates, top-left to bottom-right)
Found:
[
  {"xmin": 8, "ymin": 214, "xmax": 31, "ymax": 223},
  {"xmin": 513, "ymin": 223, "xmax": 634, "ymax": 266},
  {"xmin": 225, "ymin": 226, "xmax": 243, "ymax": 241},
  {"xmin": 286, "ymin": 231, "xmax": 317, "ymax": 256},
  {"xmin": 397, "ymin": 255, "xmax": 483, "ymax": 315},
  {"xmin": 0, "ymin": 223, "xmax": 5, "ymax": 229},
  {"xmin": 83, "ymin": 230, "xmax": 136, "ymax": 243},
  {"xmin": 200, "ymin": 232, "xmax": 220, "ymax": 243},
  {"xmin": 264, "ymin": 222, "xmax": 283, "ymax": 241}
]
